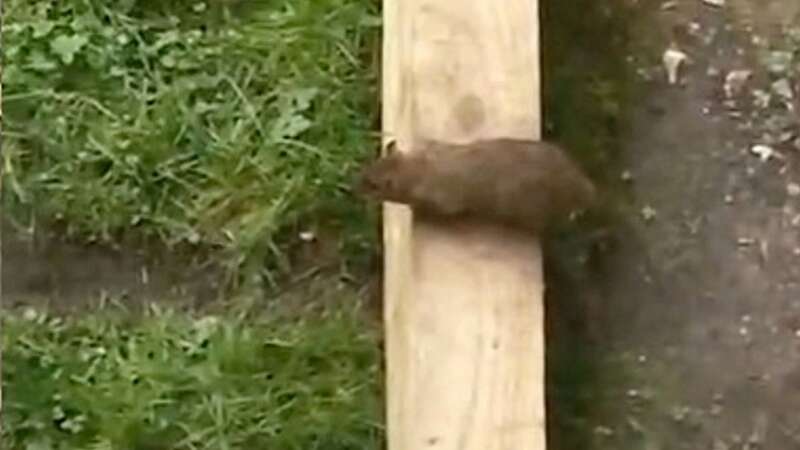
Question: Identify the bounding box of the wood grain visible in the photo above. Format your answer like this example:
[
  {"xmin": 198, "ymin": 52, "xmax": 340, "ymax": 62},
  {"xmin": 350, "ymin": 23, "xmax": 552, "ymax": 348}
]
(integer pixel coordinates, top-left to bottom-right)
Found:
[{"xmin": 382, "ymin": 1, "xmax": 546, "ymax": 449}]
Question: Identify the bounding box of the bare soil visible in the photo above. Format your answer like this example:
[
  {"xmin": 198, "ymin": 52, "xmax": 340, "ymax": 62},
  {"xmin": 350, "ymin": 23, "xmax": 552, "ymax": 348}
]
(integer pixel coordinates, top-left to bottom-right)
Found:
[
  {"xmin": 1, "ymin": 219, "xmax": 222, "ymax": 313},
  {"xmin": 546, "ymin": 0, "xmax": 800, "ymax": 448}
]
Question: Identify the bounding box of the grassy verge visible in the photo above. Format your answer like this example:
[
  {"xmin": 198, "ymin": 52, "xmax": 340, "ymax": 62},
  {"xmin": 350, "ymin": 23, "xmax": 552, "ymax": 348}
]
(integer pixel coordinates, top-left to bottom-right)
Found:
[
  {"xmin": 2, "ymin": 0, "xmax": 382, "ymax": 284},
  {"xmin": 2, "ymin": 300, "xmax": 383, "ymax": 449}
]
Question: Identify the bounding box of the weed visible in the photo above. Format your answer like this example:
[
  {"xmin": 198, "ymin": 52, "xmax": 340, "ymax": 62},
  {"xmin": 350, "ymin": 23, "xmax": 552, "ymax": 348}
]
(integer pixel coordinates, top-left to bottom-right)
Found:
[
  {"xmin": 2, "ymin": 300, "xmax": 383, "ymax": 449},
  {"xmin": 2, "ymin": 0, "xmax": 382, "ymax": 284}
]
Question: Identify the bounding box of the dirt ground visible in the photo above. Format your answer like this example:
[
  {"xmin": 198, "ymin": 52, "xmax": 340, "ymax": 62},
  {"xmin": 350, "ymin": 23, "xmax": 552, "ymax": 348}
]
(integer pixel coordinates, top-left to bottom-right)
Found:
[
  {"xmin": 546, "ymin": 0, "xmax": 800, "ymax": 448},
  {"xmin": 1, "ymin": 220, "xmax": 222, "ymax": 312},
  {"xmin": 4, "ymin": 0, "xmax": 800, "ymax": 448}
]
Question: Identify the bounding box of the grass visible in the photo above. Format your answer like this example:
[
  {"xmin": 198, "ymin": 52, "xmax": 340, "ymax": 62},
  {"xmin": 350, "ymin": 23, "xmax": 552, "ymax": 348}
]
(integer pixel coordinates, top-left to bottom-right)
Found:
[
  {"xmin": 2, "ymin": 0, "xmax": 382, "ymax": 285},
  {"xmin": 1, "ymin": 1, "xmax": 385, "ymax": 449},
  {"xmin": 2, "ymin": 299, "xmax": 383, "ymax": 450}
]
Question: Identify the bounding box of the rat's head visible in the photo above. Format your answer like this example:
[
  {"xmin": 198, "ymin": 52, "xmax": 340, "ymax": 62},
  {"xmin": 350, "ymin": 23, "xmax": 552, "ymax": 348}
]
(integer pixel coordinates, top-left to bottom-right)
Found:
[{"xmin": 356, "ymin": 140, "xmax": 411, "ymax": 202}]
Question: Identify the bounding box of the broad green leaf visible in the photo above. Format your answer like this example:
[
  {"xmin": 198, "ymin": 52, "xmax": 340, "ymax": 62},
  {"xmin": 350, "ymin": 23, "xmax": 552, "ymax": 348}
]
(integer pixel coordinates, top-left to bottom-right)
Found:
[{"xmin": 50, "ymin": 34, "xmax": 89, "ymax": 64}]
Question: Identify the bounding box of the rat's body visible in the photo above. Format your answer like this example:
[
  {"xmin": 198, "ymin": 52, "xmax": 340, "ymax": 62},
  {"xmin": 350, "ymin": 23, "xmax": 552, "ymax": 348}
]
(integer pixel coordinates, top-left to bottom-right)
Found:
[{"xmin": 358, "ymin": 138, "xmax": 597, "ymax": 234}]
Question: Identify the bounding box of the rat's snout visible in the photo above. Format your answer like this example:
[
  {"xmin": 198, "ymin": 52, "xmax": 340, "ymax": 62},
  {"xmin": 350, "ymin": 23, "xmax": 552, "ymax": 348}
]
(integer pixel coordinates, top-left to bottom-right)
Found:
[{"xmin": 354, "ymin": 170, "xmax": 378, "ymax": 196}]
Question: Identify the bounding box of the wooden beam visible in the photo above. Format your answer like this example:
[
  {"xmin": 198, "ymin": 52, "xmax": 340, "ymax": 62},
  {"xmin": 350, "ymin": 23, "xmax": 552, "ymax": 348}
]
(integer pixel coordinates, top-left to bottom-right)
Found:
[{"xmin": 381, "ymin": 1, "xmax": 545, "ymax": 450}]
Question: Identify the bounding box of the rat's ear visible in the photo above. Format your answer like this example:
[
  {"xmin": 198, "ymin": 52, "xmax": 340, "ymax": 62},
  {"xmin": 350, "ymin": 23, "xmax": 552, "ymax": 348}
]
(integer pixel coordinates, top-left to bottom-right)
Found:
[{"xmin": 384, "ymin": 139, "xmax": 399, "ymax": 156}]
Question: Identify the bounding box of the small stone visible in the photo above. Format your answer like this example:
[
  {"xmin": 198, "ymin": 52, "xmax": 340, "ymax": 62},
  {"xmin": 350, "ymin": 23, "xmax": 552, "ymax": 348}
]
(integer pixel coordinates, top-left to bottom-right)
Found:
[
  {"xmin": 788, "ymin": 183, "xmax": 800, "ymax": 197},
  {"xmin": 701, "ymin": 0, "xmax": 725, "ymax": 6},
  {"xmin": 724, "ymin": 194, "xmax": 734, "ymax": 204}
]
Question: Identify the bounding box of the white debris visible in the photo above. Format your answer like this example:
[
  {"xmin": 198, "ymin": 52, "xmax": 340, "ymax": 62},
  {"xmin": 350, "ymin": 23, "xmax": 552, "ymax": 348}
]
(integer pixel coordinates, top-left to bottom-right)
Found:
[
  {"xmin": 701, "ymin": 0, "xmax": 725, "ymax": 6},
  {"xmin": 788, "ymin": 183, "xmax": 800, "ymax": 197},
  {"xmin": 750, "ymin": 144, "xmax": 775, "ymax": 161},
  {"xmin": 724, "ymin": 69, "xmax": 752, "ymax": 97},
  {"xmin": 299, "ymin": 230, "xmax": 316, "ymax": 242},
  {"xmin": 737, "ymin": 237, "xmax": 756, "ymax": 246},
  {"xmin": 663, "ymin": 45, "xmax": 688, "ymax": 85}
]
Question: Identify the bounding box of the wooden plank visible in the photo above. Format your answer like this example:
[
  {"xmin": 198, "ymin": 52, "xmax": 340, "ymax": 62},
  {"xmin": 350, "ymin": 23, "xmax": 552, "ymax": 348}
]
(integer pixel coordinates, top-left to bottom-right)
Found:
[{"xmin": 381, "ymin": 1, "xmax": 546, "ymax": 450}]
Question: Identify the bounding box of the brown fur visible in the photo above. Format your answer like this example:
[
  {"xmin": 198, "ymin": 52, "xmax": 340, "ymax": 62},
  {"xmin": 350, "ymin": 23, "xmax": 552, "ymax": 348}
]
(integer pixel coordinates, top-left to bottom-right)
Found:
[{"xmin": 357, "ymin": 138, "xmax": 597, "ymax": 234}]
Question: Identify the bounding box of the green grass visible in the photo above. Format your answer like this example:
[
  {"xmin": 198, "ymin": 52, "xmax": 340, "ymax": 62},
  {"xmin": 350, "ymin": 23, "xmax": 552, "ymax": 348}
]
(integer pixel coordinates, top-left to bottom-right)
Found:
[
  {"xmin": 2, "ymin": 300, "xmax": 383, "ymax": 450},
  {"xmin": 2, "ymin": 0, "xmax": 382, "ymax": 283}
]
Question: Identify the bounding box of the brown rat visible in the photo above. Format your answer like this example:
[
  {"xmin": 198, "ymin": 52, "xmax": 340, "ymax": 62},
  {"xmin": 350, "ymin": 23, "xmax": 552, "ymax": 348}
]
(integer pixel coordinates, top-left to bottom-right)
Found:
[{"xmin": 357, "ymin": 137, "xmax": 597, "ymax": 234}]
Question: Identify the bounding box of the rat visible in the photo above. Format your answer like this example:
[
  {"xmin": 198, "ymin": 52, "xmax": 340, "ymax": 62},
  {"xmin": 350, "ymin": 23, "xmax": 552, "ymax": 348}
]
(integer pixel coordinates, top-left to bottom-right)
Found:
[{"xmin": 357, "ymin": 137, "xmax": 598, "ymax": 235}]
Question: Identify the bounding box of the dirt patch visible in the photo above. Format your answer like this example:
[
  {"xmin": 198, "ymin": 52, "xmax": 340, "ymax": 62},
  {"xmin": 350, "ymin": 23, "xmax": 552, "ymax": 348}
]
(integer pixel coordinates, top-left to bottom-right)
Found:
[
  {"xmin": 545, "ymin": 0, "xmax": 800, "ymax": 448},
  {"xmin": 2, "ymin": 220, "xmax": 223, "ymax": 313}
]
